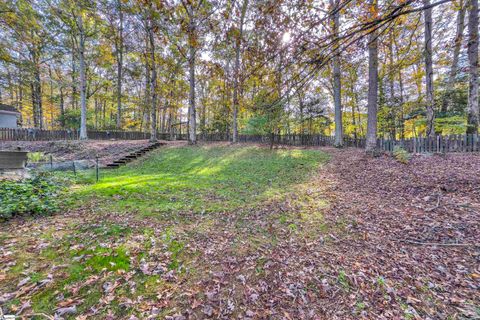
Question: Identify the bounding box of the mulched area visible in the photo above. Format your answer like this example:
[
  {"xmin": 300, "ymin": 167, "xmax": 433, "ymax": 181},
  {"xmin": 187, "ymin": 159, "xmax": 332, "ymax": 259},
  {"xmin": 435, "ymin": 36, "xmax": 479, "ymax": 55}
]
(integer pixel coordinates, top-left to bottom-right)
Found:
[{"xmin": 0, "ymin": 147, "xmax": 478, "ymax": 319}]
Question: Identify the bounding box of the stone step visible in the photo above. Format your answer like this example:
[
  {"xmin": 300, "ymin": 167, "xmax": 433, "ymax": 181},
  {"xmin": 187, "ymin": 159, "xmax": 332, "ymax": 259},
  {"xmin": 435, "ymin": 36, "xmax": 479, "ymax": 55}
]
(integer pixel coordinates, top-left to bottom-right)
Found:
[{"xmin": 105, "ymin": 143, "xmax": 162, "ymax": 169}]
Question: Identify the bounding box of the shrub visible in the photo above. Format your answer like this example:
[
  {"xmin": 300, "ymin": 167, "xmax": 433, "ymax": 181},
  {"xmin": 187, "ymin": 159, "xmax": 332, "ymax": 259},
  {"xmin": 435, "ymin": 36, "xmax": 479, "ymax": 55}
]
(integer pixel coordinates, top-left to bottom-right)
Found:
[
  {"xmin": 28, "ymin": 152, "xmax": 48, "ymax": 163},
  {"xmin": 393, "ymin": 146, "xmax": 411, "ymax": 164},
  {"xmin": 0, "ymin": 173, "xmax": 68, "ymax": 219}
]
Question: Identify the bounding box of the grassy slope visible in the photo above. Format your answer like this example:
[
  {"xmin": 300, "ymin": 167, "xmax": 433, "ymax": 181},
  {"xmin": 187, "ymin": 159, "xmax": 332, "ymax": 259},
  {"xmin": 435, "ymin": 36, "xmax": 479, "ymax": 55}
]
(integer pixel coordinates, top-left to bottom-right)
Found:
[
  {"xmin": 73, "ymin": 144, "xmax": 329, "ymax": 217},
  {"xmin": 1, "ymin": 144, "xmax": 329, "ymax": 318}
]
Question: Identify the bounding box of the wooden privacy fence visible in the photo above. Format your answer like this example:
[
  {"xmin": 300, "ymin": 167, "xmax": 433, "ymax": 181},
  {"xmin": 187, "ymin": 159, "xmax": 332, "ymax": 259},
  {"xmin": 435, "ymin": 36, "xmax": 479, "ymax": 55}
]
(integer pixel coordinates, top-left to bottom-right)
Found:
[
  {"xmin": 0, "ymin": 128, "xmax": 151, "ymax": 141},
  {"xmin": 200, "ymin": 133, "xmax": 480, "ymax": 153},
  {"xmin": 1, "ymin": 128, "xmax": 479, "ymax": 153},
  {"xmin": 377, "ymin": 134, "xmax": 480, "ymax": 153},
  {"xmin": 201, "ymin": 134, "xmax": 365, "ymax": 148}
]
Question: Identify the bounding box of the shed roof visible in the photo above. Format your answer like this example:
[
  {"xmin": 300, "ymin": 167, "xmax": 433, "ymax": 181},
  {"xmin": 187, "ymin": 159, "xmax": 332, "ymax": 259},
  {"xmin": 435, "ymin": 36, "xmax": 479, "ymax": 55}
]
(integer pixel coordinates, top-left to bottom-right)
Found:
[{"xmin": 0, "ymin": 104, "xmax": 20, "ymax": 113}]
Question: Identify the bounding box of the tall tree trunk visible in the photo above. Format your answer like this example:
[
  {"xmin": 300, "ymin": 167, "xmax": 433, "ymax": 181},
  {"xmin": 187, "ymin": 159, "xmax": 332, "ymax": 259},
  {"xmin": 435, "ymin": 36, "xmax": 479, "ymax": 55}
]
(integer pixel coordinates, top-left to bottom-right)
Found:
[
  {"xmin": 147, "ymin": 13, "xmax": 158, "ymax": 142},
  {"xmin": 34, "ymin": 67, "xmax": 43, "ymax": 129},
  {"xmin": 102, "ymin": 99, "xmax": 106, "ymax": 129},
  {"xmin": 115, "ymin": 0, "xmax": 124, "ymax": 129},
  {"xmin": 30, "ymin": 50, "xmax": 43, "ymax": 129},
  {"xmin": 232, "ymin": 0, "xmax": 248, "ymax": 143},
  {"xmin": 467, "ymin": 0, "xmax": 479, "ymax": 134},
  {"xmin": 398, "ymin": 69, "xmax": 405, "ymax": 140},
  {"xmin": 49, "ymin": 66, "xmax": 54, "ymax": 129},
  {"xmin": 424, "ymin": 0, "xmax": 435, "ymax": 137},
  {"xmin": 188, "ymin": 21, "xmax": 197, "ymax": 144},
  {"xmin": 71, "ymin": 39, "xmax": 77, "ymax": 110},
  {"xmin": 388, "ymin": 32, "xmax": 396, "ymax": 140},
  {"xmin": 297, "ymin": 91, "xmax": 304, "ymax": 135},
  {"xmin": 78, "ymin": 13, "xmax": 88, "ymax": 140},
  {"xmin": 60, "ymin": 86, "xmax": 65, "ymax": 127},
  {"xmin": 366, "ymin": 0, "xmax": 379, "ymax": 152},
  {"xmin": 18, "ymin": 73, "xmax": 23, "ymax": 125},
  {"xmin": 7, "ymin": 68, "xmax": 14, "ymax": 101},
  {"xmin": 94, "ymin": 98, "xmax": 98, "ymax": 129},
  {"xmin": 442, "ymin": 0, "xmax": 466, "ymax": 113},
  {"xmin": 31, "ymin": 83, "xmax": 37, "ymax": 128},
  {"xmin": 350, "ymin": 82, "xmax": 358, "ymax": 141},
  {"xmin": 332, "ymin": 0, "xmax": 343, "ymax": 147}
]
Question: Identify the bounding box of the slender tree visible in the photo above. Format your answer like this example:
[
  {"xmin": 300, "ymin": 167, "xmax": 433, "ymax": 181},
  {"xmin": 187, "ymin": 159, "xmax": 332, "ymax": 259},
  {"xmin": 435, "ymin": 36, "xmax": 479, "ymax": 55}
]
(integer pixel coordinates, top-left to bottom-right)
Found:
[
  {"xmin": 467, "ymin": 0, "xmax": 479, "ymax": 134},
  {"xmin": 115, "ymin": 0, "xmax": 124, "ymax": 129},
  {"xmin": 146, "ymin": 7, "xmax": 157, "ymax": 142},
  {"xmin": 331, "ymin": 0, "xmax": 343, "ymax": 147},
  {"xmin": 78, "ymin": 9, "xmax": 88, "ymax": 139},
  {"xmin": 442, "ymin": 0, "xmax": 466, "ymax": 113},
  {"xmin": 424, "ymin": 0, "xmax": 435, "ymax": 137},
  {"xmin": 366, "ymin": 0, "xmax": 379, "ymax": 152},
  {"xmin": 232, "ymin": 0, "xmax": 248, "ymax": 143}
]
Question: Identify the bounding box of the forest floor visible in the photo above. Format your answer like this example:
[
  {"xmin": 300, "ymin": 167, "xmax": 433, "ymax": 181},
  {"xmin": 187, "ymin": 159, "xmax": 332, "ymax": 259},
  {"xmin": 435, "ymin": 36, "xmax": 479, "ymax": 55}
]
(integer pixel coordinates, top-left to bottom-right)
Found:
[{"xmin": 0, "ymin": 144, "xmax": 479, "ymax": 319}]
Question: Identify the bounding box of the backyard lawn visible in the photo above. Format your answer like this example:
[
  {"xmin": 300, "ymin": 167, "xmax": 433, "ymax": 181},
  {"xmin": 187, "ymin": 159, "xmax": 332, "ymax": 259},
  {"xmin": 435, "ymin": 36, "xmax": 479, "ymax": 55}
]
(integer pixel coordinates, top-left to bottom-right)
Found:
[
  {"xmin": 0, "ymin": 144, "xmax": 479, "ymax": 319},
  {"xmin": 0, "ymin": 144, "xmax": 331, "ymax": 319},
  {"xmin": 73, "ymin": 144, "xmax": 328, "ymax": 217}
]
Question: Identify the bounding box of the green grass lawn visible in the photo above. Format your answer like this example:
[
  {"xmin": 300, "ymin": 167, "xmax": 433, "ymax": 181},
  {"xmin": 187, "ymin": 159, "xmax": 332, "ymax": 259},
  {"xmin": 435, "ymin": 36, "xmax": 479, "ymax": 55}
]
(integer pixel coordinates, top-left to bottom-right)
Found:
[
  {"xmin": 72, "ymin": 144, "xmax": 329, "ymax": 218},
  {"xmin": 1, "ymin": 144, "xmax": 330, "ymax": 318}
]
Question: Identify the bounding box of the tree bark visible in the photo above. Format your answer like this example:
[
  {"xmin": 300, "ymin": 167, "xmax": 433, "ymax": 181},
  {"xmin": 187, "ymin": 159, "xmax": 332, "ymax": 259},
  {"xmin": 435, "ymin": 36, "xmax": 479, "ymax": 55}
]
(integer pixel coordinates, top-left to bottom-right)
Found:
[
  {"xmin": 398, "ymin": 69, "xmax": 405, "ymax": 140},
  {"xmin": 442, "ymin": 0, "xmax": 466, "ymax": 113},
  {"xmin": 71, "ymin": 39, "xmax": 77, "ymax": 110},
  {"xmin": 115, "ymin": 0, "xmax": 124, "ymax": 129},
  {"xmin": 467, "ymin": 0, "xmax": 479, "ymax": 134},
  {"xmin": 388, "ymin": 32, "xmax": 395, "ymax": 139},
  {"xmin": 188, "ymin": 21, "xmax": 197, "ymax": 144},
  {"xmin": 147, "ymin": 12, "xmax": 157, "ymax": 142},
  {"xmin": 331, "ymin": 0, "xmax": 343, "ymax": 147},
  {"xmin": 49, "ymin": 66, "xmax": 54, "ymax": 129},
  {"xmin": 59, "ymin": 86, "xmax": 65, "ymax": 127},
  {"xmin": 232, "ymin": 0, "xmax": 248, "ymax": 143},
  {"xmin": 29, "ymin": 45, "xmax": 43, "ymax": 129},
  {"xmin": 78, "ymin": 12, "xmax": 88, "ymax": 140},
  {"xmin": 366, "ymin": 0, "xmax": 379, "ymax": 152},
  {"xmin": 33, "ymin": 65, "xmax": 43, "ymax": 129},
  {"xmin": 424, "ymin": 0, "xmax": 435, "ymax": 137}
]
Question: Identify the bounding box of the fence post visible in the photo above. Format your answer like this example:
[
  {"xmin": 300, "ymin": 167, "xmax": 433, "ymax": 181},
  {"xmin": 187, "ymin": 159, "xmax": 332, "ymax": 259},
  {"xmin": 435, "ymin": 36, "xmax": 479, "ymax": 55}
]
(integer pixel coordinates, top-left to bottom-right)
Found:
[{"xmin": 96, "ymin": 156, "xmax": 99, "ymax": 182}]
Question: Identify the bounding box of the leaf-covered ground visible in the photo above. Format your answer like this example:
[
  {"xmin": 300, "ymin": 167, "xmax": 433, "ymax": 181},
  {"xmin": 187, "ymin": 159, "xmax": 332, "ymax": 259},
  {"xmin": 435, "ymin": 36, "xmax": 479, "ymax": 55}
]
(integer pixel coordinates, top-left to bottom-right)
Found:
[{"xmin": 0, "ymin": 144, "xmax": 479, "ymax": 319}]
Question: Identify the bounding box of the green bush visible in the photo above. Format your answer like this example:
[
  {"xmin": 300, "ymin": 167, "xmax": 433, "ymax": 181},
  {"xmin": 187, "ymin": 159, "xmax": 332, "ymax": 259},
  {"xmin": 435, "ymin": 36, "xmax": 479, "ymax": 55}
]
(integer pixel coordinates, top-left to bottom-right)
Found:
[
  {"xmin": 393, "ymin": 146, "xmax": 411, "ymax": 164},
  {"xmin": 28, "ymin": 152, "xmax": 48, "ymax": 163},
  {"xmin": 0, "ymin": 173, "xmax": 67, "ymax": 219}
]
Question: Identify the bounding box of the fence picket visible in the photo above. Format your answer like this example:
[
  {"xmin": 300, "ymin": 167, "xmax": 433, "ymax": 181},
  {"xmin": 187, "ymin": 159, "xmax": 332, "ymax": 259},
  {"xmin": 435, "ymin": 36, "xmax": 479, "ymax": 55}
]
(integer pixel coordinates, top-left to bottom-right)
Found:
[{"xmin": 1, "ymin": 128, "xmax": 480, "ymax": 154}]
